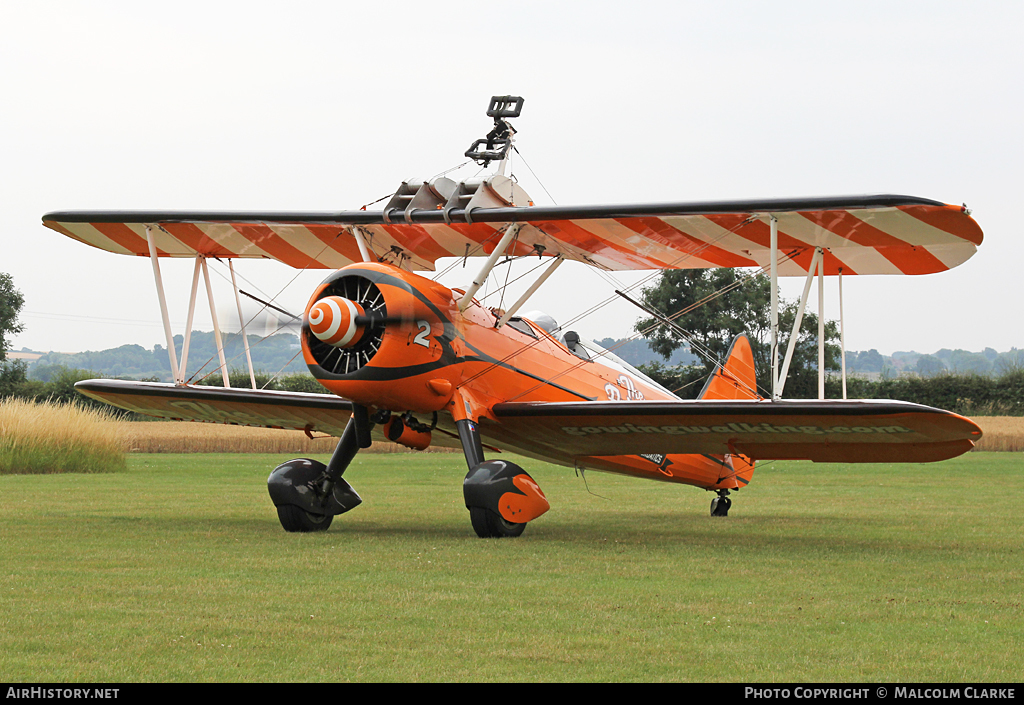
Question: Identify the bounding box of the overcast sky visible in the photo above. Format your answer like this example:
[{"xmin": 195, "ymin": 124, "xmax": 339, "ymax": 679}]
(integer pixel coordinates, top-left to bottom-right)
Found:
[{"xmin": 2, "ymin": 1, "xmax": 1021, "ymax": 360}]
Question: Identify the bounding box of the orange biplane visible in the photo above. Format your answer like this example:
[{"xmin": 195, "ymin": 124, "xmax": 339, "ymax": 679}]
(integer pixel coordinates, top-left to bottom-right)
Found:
[{"xmin": 44, "ymin": 97, "xmax": 984, "ymax": 537}]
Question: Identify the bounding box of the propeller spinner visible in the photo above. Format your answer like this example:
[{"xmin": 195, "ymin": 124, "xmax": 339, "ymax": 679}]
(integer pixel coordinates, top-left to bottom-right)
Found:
[{"xmin": 308, "ymin": 296, "xmax": 366, "ymax": 348}]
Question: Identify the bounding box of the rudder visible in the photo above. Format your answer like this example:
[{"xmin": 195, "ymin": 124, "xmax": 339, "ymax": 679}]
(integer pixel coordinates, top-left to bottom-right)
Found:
[
  {"xmin": 697, "ymin": 334, "xmax": 760, "ymax": 401},
  {"xmin": 700, "ymin": 334, "xmax": 759, "ymax": 488}
]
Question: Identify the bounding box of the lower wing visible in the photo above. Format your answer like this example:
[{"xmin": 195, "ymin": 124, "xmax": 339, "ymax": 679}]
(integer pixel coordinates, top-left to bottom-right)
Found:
[
  {"xmin": 76, "ymin": 379, "xmax": 356, "ymax": 436},
  {"xmin": 488, "ymin": 399, "xmax": 981, "ymax": 463},
  {"xmin": 75, "ymin": 379, "xmax": 461, "ymax": 450}
]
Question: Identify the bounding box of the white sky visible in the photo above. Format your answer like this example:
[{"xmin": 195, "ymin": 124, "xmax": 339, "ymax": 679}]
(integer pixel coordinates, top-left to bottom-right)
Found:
[{"xmin": 2, "ymin": 1, "xmax": 1021, "ymax": 358}]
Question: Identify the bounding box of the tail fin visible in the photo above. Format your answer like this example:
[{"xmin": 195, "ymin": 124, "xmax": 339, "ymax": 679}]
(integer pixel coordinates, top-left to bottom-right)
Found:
[
  {"xmin": 700, "ymin": 334, "xmax": 759, "ymax": 488},
  {"xmin": 698, "ymin": 333, "xmax": 760, "ymax": 401}
]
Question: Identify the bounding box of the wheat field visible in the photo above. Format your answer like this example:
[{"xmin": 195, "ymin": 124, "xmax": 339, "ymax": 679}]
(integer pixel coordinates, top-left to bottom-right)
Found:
[
  {"xmin": 972, "ymin": 416, "xmax": 1024, "ymax": 452},
  {"xmin": 0, "ymin": 397, "xmax": 128, "ymax": 474}
]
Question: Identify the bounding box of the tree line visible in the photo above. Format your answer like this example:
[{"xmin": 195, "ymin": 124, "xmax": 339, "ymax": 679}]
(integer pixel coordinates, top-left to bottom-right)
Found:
[
  {"xmin": 634, "ymin": 269, "xmax": 1024, "ymax": 415},
  {"xmin": 639, "ymin": 361, "xmax": 1024, "ymax": 416},
  {"xmin": 27, "ymin": 330, "xmax": 309, "ymax": 383}
]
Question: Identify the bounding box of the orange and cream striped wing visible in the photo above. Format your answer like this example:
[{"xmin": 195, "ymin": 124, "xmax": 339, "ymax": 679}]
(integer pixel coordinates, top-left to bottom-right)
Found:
[{"xmin": 43, "ymin": 195, "xmax": 982, "ymax": 276}]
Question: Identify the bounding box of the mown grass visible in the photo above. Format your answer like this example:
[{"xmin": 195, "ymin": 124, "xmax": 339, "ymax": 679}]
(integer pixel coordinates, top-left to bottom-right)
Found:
[
  {"xmin": 0, "ymin": 398, "xmax": 127, "ymax": 475},
  {"xmin": 0, "ymin": 451, "xmax": 1021, "ymax": 682}
]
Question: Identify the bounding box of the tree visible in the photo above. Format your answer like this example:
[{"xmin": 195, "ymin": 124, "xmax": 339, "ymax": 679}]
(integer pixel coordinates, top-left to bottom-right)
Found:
[
  {"xmin": 0, "ymin": 273, "xmax": 27, "ymax": 396},
  {"xmin": 0, "ymin": 272, "xmax": 25, "ymax": 362},
  {"xmin": 916, "ymin": 354, "xmax": 946, "ymax": 377},
  {"xmin": 950, "ymin": 349, "xmax": 992, "ymax": 375},
  {"xmin": 634, "ymin": 269, "xmax": 841, "ymax": 398},
  {"xmin": 857, "ymin": 349, "xmax": 885, "ymax": 373},
  {"xmin": 995, "ymin": 349, "xmax": 1024, "ymax": 375}
]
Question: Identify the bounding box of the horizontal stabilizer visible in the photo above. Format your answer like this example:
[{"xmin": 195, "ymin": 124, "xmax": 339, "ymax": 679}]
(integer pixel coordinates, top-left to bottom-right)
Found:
[{"xmin": 488, "ymin": 398, "xmax": 981, "ymax": 463}]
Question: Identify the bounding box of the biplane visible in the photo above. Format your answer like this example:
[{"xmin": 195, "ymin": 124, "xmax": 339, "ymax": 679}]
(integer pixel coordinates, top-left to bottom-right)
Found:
[{"xmin": 43, "ymin": 96, "xmax": 984, "ymax": 537}]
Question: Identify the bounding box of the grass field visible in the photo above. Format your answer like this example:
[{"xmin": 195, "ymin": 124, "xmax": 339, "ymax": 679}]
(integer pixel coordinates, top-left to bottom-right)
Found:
[{"xmin": 0, "ymin": 451, "xmax": 1021, "ymax": 682}]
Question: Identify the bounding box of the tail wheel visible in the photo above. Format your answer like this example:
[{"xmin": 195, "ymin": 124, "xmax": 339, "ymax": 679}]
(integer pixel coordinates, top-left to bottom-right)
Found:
[
  {"xmin": 710, "ymin": 496, "xmax": 732, "ymax": 517},
  {"xmin": 277, "ymin": 505, "xmax": 334, "ymax": 532},
  {"xmin": 470, "ymin": 507, "xmax": 526, "ymax": 538}
]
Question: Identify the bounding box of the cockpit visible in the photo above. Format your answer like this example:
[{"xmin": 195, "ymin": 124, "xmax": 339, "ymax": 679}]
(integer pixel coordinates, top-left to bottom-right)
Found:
[{"xmin": 519, "ymin": 310, "xmax": 676, "ymax": 397}]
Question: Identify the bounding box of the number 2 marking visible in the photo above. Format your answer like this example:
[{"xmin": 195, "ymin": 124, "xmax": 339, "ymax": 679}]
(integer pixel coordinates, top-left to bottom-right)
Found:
[{"xmin": 413, "ymin": 320, "xmax": 431, "ymax": 348}]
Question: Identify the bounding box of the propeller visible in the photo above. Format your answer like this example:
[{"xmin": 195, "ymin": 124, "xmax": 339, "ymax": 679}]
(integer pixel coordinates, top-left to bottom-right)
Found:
[{"xmin": 310, "ymin": 296, "xmax": 415, "ymax": 348}]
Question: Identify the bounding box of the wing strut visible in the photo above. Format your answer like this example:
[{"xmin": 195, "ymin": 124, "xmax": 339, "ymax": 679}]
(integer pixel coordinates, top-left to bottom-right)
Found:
[
  {"xmin": 495, "ymin": 255, "xmax": 564, "ymax": 328},
  {"xmin": 839, "ymin": 268, "xmax": 847, "ymax": 399},
  {"xmin": 146, "ymin": 225, "xmax": 180, "ymax": 383},
  {"xmin": 201, "ymin": 257, "xmax": 231, "ymax": 388},
  {"xmin": 770, "ymin": 215, "xmax": 779, "ymax": 400},
  {"xmin": 229, "ymin": 260, "xmax": 257, "ymax": 390},
  {"xmin": 348, "ymin": 226, "xmax": 374, "ymax": 263},
  {"xmin": 818, "ymin": 248, "xmax": 825, "ymax": 400},
  {"xmin": 771, "ymin": 243, "xmax": 835, "ymax": 401},
  {"xmin": 777, "ymin": 247, "xmax": 822, "ymax": 397},
  {"xmin": 179, "ymin": 256, "xmax": 203, "ymax": 383},
  {"xmin": 144, "ymin": 230, "xmax": 238, "ymax": 389},
  {"xmin": 458, "ymin": 223, "xmax": 522, "ymax": 312}
]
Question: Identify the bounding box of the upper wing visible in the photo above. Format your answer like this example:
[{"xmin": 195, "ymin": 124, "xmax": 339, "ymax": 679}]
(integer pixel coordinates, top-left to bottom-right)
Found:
[
  {"xmin": 43, "ymin": 194, "xmax": 982, "ymax": 275},
  {"xmin": 484, "ymin": 398, "xmax": 981, "ymax": 463}
]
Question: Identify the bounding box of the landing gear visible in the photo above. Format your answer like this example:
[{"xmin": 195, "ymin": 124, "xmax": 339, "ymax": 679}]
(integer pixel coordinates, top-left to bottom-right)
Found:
[
  {"xmin": 469, "ymin": 507, "xmax": 526, "ymax": 538},
  {"xmin": 458, "ymin": 419, "xmax": 550, "ymax": 538},
  {"xmin": 277, "ymin": 505, "xmax": 334, "ymax": 532},
  {"xmin": 710, "ymin": 489, "xmax": 732, "ymax": 517},
  {"xmin": 267, "ymin": 410, "xmax": 370, "ymax": 532}
]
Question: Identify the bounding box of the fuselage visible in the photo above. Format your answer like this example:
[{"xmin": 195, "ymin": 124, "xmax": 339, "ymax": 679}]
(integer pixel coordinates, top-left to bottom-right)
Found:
[{"xmin": 302, "ymin": 262, "xmax": 752, "ymax": 492}]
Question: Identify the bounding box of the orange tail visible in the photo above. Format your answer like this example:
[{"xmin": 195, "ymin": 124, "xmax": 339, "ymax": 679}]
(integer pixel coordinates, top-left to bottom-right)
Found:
[
  {"xmin": 697, "ymin": 334, "xmax": 760, "ymax": 401},
  {"xmin": 699, "ymin": 334, "xmax": 759, "ymax": 488}
]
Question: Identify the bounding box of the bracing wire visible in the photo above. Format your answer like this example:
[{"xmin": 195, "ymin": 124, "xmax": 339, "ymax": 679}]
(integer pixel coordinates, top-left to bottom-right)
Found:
[
  {"xmin": 262, "ymin": 349, "xmax": 305, "ymax": 390},
  {"xmin": 180, "ymin": 224, "xmax": 350, "ymax": 385},
  {"xmin": 462, "ymin": 242, "xmax": 798, "ymax": 403},
  {"xmin": 429, "ymin": 160, "xmax": 472, "ymax": 181},
  {"xmin": 512, "ymin": 146, "xmax": 557, "ymax": 205}
]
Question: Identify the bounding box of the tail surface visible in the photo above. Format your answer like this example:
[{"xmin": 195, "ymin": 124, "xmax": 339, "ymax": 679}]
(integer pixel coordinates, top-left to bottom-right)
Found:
[
  {"xmin": 700, "ymin": 334, "xmax": 759, "ymax": 488},
  {"xmin": 697, "ymin": 334, "xmax": 760, "ymax": 401}
]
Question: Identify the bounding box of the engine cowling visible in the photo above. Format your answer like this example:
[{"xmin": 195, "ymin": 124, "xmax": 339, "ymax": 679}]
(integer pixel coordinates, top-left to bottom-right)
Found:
[{"xmin": 302, "ymin": 263, "xmax": 457, "ymax": 413}]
